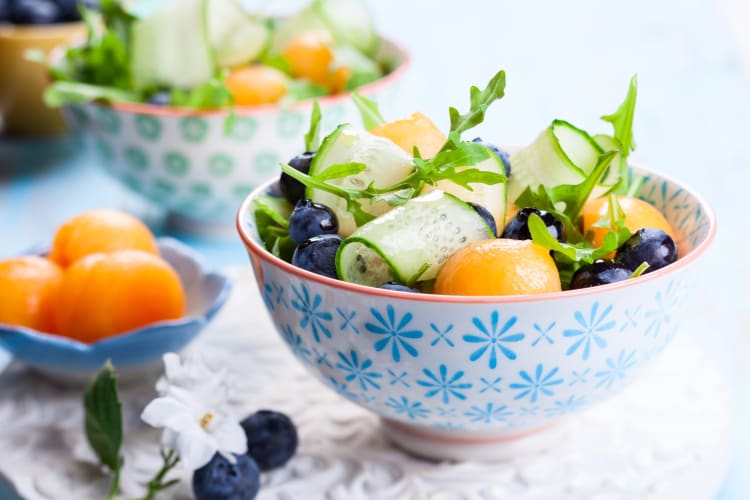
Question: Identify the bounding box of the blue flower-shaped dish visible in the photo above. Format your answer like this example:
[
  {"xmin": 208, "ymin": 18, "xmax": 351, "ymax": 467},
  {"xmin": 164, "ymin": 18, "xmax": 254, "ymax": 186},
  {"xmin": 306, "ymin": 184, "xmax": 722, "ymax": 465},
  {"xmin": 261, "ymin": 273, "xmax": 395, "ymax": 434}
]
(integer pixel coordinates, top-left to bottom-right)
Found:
[{"xmin": 0, "ymin": 238, "xmax": 232, "ymax": 382}]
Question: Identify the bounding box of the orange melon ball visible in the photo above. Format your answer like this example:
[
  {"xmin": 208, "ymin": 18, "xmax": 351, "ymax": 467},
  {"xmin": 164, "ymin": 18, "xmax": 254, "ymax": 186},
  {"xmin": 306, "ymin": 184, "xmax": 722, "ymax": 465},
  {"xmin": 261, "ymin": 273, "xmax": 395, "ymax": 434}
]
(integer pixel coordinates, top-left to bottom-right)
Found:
[
  {"xmin": 282, "ymin": 33, "xmax": 335, "ymax": 86},
  {"xmin": 0, "ymin": 256, "xmax": 63, "ymax": 332},
  {"xmin": 49, "ymin": 209, "xmax": 158, "ymax": 267},
  {"xmin": 327, "ymin": 65, "xmax": 352, "ymax": 94},
  {"xmin": 581, "ymin": 195, "xmax": 675, "ymax": 248},
  {"xmin": 225, "ymin": 65, "xmax": 289, "ymax": 106},
  {"xmin": 55, "ymin": 250, "xmax": 186, "ymax": 343},
  {"xmin": 434, "ymin": 239, "xmax": 561, "ymax": 296},
  {"xmin": 370, "ymin": 112, "xmax": 446, "ymax": 158}
]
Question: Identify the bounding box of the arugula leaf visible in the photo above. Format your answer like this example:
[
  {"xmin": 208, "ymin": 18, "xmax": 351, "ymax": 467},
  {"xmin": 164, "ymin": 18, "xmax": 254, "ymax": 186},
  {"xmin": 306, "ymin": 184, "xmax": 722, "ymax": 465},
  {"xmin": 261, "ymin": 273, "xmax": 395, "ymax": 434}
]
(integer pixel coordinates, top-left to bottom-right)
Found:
[
  {"xmin": 344, "ymin": 71, "xmax": 383, "ymax": 91},
  {"xmin": 170, "ymin": 72, "xmax": 233, "ymax": 109},
  {"xmin": 83, "ymin": 362, "xmax": 123, "ymax": 473},
  {"xmin": 254, "ymin": 196, "xmax": 295, "ymax": 261},
  {"xmin": 315, "ymin": 162, "xmax": 367, "ymax": 181},
  {"xmin": 448, "ymin": 69, "xmax": 506, "ymax": 137},
  {"xmin": 601, "ymin": 75, "xmax": 638, "ymax": 194},
  {"xmin": 285, "ymin": 80, "xmax": 329, "ymax": 103},
  {"xmin": 44, "ymin": 82, "xmax": 140, "ymax": 108},
  {"xmin": 352, "ymin": 92, "xmax": 385, "ymax": 130},
  {"xmin": 304, "ymin": 101, "xmax": 322, "ymax": 152},
  {"xmin": 515, "ymin": 150, "xmax": 617, "ymax": 242}
]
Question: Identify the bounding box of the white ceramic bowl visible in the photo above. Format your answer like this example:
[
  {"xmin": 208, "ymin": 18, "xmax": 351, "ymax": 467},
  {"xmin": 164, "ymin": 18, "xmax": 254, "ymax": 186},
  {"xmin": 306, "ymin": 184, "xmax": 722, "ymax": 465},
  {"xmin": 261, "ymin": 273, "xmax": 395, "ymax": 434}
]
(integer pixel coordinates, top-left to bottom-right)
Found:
[
  {"xmin": 64, "ymin": 39, "xmax": 409, "ymax": 226},
  {"xmin": 236, "ymin": 165, "xmax": 715, "ymax": 460}
]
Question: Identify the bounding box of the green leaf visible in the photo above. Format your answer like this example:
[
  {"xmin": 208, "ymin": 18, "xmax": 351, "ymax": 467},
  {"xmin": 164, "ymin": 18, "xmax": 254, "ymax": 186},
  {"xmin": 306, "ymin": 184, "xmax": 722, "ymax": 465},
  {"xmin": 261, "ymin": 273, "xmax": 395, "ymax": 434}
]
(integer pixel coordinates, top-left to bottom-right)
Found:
[
  {"xmin": 284, "ymin": 80, "xmax": 329, "ymax": 103},
  {"xmin": 304, "ymin": 101, "xmax": 322, "ymax": 152},
  {"xmin": 601, "ymin": 75, "xmax": 638, "ymax": 194},
  {"xmin": 83, "ymin": 361, "xmax": 123, "ymax": 473},
  {"xmin": 448, "ymin": 69, "xmax": 506, "ymax": 136},
  {"xmin": 254, "ymin": 194, "xmax": 293, "ymax": 228},
  {"xmin": 43, "ymin": 81, "xmax": 140, "ymax": 107},
  {"xmin": 315, "ymin": 162, "xmax": 367, "ymax": 181},
  {"xmin": 351, "ymin": 91, "xmax": 385, "ymax": 130},
  {"xmin": 170, "ymin": 72, "xmax": 233, "ymax": 109}
]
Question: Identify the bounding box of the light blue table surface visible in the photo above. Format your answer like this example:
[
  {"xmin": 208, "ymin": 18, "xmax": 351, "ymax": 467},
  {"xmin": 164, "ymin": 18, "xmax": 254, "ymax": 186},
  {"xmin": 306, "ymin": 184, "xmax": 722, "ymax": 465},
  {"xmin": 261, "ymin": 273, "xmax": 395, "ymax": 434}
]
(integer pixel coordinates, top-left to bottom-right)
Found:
[{"xmin": 1, "ymin": 0, "xmax": 748, "ymax": 498}]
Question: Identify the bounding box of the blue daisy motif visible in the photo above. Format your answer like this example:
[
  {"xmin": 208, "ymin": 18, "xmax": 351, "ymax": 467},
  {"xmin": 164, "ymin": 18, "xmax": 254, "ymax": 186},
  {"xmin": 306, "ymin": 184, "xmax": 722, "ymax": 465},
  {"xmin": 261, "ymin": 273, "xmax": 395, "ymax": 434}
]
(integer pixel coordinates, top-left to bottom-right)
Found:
[
  {"xmin": 429, "ymin": 323, "xmax": 455, "ymax": 347},
  {"xmin": 563, "ymin": 302, "xmax": 615, "ymax": 360},
  {"xmin": 387, "ymin": 369, "xmax": 410, "ymax": 388},
  {"xmin": 434, "ymin": 421, "xmax": 465, "ymax": 430},
  {"xmin": 644, "ymin": 282, "xmax": 679, "ymax": 338},
  {"xmin": 327, "ymin": 376, "xmax": 358, "ymax": 401},
  {"xmin": 312, "ymin": 347, "xmax": 333, "ymax": 368},
  {"xmin": 595, "ymin": 350, "xmax": 638, "ymax": 389},
  {"xmin": 385, "ymin": 396, "xmax": 431, "ymax": 420},
  {"xmin": 291, "ymin": 284, "xmax": 333, "ymax": 343},
  {"xmin": 510, "ymin": 364, "xmax": 563, "ymax": 403},
  {"xmin": 569, "ymin": 368, "xmax": 591, "ymax": 386},
  {"xmin": 281, "ymin": 325, "xmax": 312, "ymax": 364},
  {"xmin": 417, "ymin": 365, "xmax": 472, "ymax": 404},
  {"xmin": 365, "ymin": 305, "xmax": 423, "ymax": 362},
  {"xmin": 544, "ymin": 395, "xmax": 586, "ymax": 417},
  {"xmin": 361, "ymin": 394, "xmax": 377, "ymax": 404},
  {"xmin": 478, "ymin": 376, "xmax": 503, "ymax": 394},
  {"xmin": 336, "ymin": 350, "xmax": 382, "ymax": 391},
  {"xmin": 463, "ymin": 311, "xmax": 524, "ymax": 369},
  {"xmin": 465, "ymin": 403, "xmax": 513, "ymax": 424},
  {"xmin": 531, "ymin": 322, "xmax": 556, "ymax": 346},
  {"xmin": 336, "ymin": 308, "xmax": 360, "ymax": 334}
]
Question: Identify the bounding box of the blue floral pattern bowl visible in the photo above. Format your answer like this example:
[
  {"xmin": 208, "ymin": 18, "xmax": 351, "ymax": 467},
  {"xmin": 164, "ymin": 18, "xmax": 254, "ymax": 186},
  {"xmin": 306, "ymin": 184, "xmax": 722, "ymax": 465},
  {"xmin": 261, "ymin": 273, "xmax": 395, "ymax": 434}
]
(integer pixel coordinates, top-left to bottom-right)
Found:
[
  {"xmin": 236, "ymin": 166, "xmax": 715, "ymax": 460},
  {"xmin": 0, "ymin": 238, "xmax": 232, "ymax": 382}
]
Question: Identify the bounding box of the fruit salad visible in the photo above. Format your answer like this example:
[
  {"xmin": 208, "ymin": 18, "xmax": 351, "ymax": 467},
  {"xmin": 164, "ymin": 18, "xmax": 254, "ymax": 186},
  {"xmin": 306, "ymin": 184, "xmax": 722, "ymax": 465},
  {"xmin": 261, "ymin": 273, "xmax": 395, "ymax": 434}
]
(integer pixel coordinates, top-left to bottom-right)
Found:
[
  {"xmin": 254, "ymin": 71, "xmax": 679, "ymax": 296},
  {"xmin": 40, "ymin": 0, "xmax": 391, "ymax": 109}
]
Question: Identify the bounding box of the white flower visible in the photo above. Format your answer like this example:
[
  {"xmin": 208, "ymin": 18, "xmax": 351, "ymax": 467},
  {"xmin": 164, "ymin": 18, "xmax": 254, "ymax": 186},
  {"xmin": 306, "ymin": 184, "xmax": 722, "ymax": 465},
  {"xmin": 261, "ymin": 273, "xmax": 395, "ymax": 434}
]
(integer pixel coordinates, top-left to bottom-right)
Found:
[{"xmin": 141, "ymin": 353, "xmax": 247, "ymax": 470}]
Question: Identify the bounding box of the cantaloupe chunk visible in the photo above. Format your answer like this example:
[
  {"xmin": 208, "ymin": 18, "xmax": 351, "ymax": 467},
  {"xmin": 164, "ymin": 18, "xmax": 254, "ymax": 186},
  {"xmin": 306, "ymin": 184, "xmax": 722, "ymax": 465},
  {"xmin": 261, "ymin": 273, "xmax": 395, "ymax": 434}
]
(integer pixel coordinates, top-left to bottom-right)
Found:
[{"xmin": 370, "ymin": 112, "xmax": 445, "ymax": 158}]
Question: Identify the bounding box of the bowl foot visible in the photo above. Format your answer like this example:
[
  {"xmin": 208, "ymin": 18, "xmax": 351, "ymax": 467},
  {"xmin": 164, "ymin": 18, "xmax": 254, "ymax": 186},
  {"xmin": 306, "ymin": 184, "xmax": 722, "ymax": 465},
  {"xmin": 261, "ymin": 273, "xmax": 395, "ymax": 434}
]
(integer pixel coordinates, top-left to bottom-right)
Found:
[{"xmin": 380, "ymin": 418, "xmax": 564, "ymax": 461}]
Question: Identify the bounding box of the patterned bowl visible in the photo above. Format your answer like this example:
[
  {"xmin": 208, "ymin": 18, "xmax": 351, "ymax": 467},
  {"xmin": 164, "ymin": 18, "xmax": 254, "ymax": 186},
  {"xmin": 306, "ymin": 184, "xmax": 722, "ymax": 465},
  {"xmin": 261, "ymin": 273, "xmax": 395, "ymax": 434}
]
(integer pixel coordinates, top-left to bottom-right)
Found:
[
  {"xmin": 0, "ymin": 238, "xmax": 232, "ymax": 383},
  {"xmin": 236, "ymin": 166, "xmax": 715, "ymax": 460},
  {"xmin": 63, "ymin": 38, "xmax": 408, "ymax": 227}
]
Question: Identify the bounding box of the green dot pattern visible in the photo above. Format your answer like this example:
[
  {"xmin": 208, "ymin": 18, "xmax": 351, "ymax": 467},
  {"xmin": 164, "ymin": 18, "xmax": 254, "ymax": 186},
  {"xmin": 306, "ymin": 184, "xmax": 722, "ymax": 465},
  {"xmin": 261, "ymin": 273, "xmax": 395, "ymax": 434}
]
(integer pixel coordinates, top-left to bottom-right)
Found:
[
  {"xmin": 254, "ymin": 151, "xmax": 280, "ymax": 176},
  {"xmin": 135, "ymin": 115, "xmax": 162, "ymax": 142},
  {"xmin": 164, "ymin": 152, "xmax": 190, "ymax": 177},
  {"xmin": 96, "ymin": 107, "xmax": 121, "ymax": 134},
  {"xmin": 95, "ymin": 138, "xmax": 115, "ymax": 161},
  {"xmin": 209, "ymin": 154, "xmax": 234, "ymax": 177},
  {"xmin": 228, "ymin": 117, "xmax": 258, "ymax": 141},
  {"xmin": 124, "ymin": 146, "xmax": 149, "ymax": 171},
  {"xmin": 180, "ymin": 117, "xmax": 209, "ymax": 143},
  {"xmin": 277, "ymin": 111, "xmax": 304, "ymax": 139}
]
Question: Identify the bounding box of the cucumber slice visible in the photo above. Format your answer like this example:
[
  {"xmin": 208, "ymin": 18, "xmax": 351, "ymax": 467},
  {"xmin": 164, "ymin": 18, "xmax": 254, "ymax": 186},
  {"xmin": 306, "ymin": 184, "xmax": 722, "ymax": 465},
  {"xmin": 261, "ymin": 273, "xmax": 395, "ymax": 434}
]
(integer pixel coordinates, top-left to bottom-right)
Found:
[
  {"xmin": 429, "ymin": 151, "xmax": 508, "ymax": 229},
  {"xmin": 336, "ymin": 190, "xmax": 495, "ymax": 286},
  {"xmin": 307, "ymin": 124, "xmax": 413, "ymax": 236},
  {"xmin": 314, "ymin": 0, "xmax": 378, "ymax": 56},
  {"xmin": 131, "ymin": 0, "xmax": 214, "ymax": 89},
  {"xmin": 507, "ymin": 120, "xmax": 603, "ymax": 203},
  {"xmin": 331, "ymin": 44, "xmax": 383, "ymax": 82},
  {"xmin": 205, "ymin": 0, "xmax": 269, "ymax": 68},
  {"xmin": 267, "ymin": 0, "xmax": 377, "ymax": 57}
]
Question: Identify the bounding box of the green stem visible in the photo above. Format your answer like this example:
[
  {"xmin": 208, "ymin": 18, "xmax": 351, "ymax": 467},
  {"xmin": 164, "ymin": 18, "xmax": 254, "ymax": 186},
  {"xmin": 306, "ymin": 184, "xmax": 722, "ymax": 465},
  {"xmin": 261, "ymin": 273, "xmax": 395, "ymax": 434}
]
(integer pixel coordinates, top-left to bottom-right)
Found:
[
  {"xmin": 106, "ymin": 461, "xmax": 121, "ymax": 500},
  {"xmin": 136, "ymin": 450, "xmax": 180, "ymax": 500}
]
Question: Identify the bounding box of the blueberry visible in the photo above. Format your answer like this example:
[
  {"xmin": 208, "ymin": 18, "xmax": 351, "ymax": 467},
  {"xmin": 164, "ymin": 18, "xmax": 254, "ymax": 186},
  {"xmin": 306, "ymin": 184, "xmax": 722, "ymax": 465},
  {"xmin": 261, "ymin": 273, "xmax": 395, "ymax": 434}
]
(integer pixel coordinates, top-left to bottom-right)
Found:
[
  {"xmin": 501, "ymin": 207, "xmax": 564, "ymax": 242},
  {"xmin": 471, "ymin": 137, "xmax": 511, "ymax": 178},
  {"xmin": 11, "ymin": 0, "xmax": 61, "ymax": 24},
  {"xmin": 192, "ymin": 453, "xmax": 260, "ymax": 500},
  {"xmin": 468, "ymin": 202, "xmax": 497, "ymax": 237},
  {"xmin": 569, "ymin": 260, "xmax": 632, "ymax": 289},
  {"xmin": 291, "ymin": 234, "xmax": 342, "ymax": 279},
  {"xmin": 280, "ymin": 151, "xmax": 315, "ymax": 204},
  {"xmin": 147, "ymin": 90, "xmax": 172, "ymax": 106},
  {"xmin": 0, "ymin": 0, "xmax": 11, "ymax": 22},
  {"xmin": 615, "ymin": 228, "xmax": 677, "ymax": 273},
  {"xmin": 53, "ymin": 0, "xmax": 81, "ymax": 21},
  {"xmin": 240, "ymin": 410, "xmax": 298, "ymax": 471},
  {"xmin": 378, "ymin": 282, "xmax": 420, "ymax": 293},
  {"xmin": 288, "ymin": 199, "xmax": 338, "ymax": 245}
]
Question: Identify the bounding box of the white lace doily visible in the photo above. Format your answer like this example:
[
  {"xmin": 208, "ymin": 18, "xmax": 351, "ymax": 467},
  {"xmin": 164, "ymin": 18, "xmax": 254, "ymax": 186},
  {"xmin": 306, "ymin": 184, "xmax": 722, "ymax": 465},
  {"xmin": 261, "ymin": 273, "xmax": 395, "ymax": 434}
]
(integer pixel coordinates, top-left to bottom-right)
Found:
[{"xmin": 0, "ymin": 268, "xmax": 730, "ymax": 500}]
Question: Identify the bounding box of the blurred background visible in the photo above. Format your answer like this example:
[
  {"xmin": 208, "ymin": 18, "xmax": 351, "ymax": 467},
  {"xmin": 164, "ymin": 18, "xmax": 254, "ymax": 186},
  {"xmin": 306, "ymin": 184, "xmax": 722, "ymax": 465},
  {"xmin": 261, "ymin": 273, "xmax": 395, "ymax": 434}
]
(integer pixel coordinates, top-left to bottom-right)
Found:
[{"xmin": 1, "ymin": 0, "xmax": 748, "ymax": 497}]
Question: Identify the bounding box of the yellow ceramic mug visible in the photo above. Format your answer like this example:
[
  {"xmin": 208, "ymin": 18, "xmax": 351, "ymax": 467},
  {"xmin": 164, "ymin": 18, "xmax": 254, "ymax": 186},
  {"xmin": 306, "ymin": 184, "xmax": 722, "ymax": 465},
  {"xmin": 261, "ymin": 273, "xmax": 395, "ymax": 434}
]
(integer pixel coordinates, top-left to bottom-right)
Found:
[{"xmin": 0, "ymin": 22, "xmax": 85, "ymax": 136}]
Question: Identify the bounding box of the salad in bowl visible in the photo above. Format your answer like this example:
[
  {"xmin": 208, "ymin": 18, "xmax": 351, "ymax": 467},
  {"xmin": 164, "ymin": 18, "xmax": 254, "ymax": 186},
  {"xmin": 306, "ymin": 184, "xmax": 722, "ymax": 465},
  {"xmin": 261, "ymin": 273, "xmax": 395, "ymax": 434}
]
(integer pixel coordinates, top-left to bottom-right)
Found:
[{"xmin": 236, "ymin": 70, "xmax": 715, "ymax": 459}]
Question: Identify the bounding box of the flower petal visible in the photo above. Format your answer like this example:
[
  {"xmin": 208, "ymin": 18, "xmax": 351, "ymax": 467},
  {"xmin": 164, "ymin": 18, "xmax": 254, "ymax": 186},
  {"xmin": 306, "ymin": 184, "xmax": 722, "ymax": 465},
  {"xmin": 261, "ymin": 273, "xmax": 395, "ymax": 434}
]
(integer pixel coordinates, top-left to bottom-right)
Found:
[{"xmin": 175, "ymin": 428, "xmax": 218, "ymax": 470}]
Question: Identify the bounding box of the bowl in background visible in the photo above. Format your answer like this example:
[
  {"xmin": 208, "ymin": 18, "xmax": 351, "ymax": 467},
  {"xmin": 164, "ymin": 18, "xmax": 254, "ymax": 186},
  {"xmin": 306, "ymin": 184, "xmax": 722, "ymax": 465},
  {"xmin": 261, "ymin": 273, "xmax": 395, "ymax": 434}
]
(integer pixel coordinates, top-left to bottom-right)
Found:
[
  {"xmin": 0, "ymin": 238, "xmax": 232, "ymax": 383},
  {"xmin": 0, "ymin": 22, "xmax": 85, "ymax": 136},
  {"xmin": 236, "ymin": 165, "xmax": 715, "ymax": 460},
  {"xmin": 64, "ymin": 38, "xmax": 409, "ymax": 228}
]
